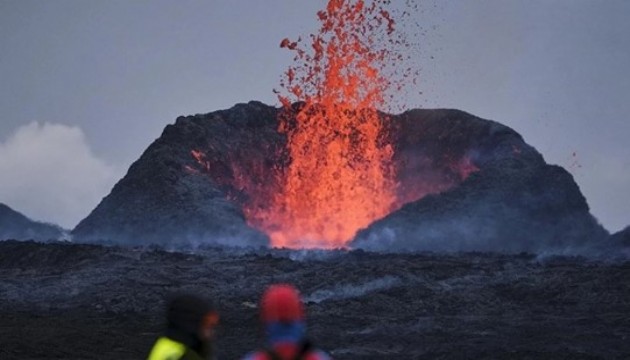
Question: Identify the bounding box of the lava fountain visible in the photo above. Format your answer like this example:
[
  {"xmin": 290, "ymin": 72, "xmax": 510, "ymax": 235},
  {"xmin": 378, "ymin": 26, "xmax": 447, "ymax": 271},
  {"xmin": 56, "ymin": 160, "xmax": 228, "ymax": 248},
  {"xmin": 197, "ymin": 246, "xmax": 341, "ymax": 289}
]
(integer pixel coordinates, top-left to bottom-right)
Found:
[
  {"xmin": 250, "ymin": 0, "xmax": 412, "ymax": 248},
  {"xmin": 190, "ymin": 0, "xmax": 458, "ymax": 248}
]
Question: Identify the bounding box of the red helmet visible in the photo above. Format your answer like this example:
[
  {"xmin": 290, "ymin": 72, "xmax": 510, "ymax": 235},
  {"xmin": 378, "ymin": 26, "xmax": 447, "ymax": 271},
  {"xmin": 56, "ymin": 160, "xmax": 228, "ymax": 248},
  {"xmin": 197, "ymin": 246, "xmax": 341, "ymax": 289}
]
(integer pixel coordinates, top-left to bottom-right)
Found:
[{"xmin": 260, "ymin": 284, "xmax": 305, "ymax": 323}]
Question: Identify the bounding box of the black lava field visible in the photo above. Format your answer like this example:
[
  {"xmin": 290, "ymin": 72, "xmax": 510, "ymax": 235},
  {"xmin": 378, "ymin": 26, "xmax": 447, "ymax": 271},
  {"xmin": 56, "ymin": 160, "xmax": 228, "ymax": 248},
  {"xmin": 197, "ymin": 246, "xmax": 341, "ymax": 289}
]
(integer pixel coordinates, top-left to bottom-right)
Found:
[{"xmin": 0, "ymin": 240, "xmax": 628, "ymax": 359}]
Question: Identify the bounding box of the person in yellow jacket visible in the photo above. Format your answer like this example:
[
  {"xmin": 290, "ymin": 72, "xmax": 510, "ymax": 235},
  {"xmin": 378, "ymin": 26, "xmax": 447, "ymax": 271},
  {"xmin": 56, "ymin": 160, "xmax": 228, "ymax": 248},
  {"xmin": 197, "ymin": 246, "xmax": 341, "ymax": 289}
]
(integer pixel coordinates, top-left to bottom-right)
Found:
[{"xmin": 148, "ymin": 294, "xmax": 219, "ymax": 360}]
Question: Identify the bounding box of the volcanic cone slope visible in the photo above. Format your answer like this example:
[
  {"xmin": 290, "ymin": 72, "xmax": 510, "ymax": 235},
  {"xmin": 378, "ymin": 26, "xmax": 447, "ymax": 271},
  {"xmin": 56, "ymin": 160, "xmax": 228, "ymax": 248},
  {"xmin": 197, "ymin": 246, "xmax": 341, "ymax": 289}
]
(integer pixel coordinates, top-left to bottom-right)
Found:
[
  {"xmin": 72, "ymin": 101, "xmax": 278, "ymax": 247},
  {"xmin": 74, "ymin": 101, "xmax": 610, "ymax": 253},
  {"xmin": 354, "ymin": 109, "xmax": 610, "ymax": 254}
]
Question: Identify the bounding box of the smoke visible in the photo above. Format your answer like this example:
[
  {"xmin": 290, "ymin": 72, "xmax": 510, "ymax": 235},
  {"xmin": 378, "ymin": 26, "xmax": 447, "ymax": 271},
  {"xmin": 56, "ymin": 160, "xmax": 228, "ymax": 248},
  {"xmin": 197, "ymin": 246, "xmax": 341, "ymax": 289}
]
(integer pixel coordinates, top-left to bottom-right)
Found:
[
  {"xmin": 0, "ymin": 122, "xmax": 121, "ymax": 229},
  {"xmin": 304, "ymin": 276, "xmax": 402, "ymax": 303},
  {"xmin": 164, "ymin": 231, "xmax": 269, "ymax": 252}
]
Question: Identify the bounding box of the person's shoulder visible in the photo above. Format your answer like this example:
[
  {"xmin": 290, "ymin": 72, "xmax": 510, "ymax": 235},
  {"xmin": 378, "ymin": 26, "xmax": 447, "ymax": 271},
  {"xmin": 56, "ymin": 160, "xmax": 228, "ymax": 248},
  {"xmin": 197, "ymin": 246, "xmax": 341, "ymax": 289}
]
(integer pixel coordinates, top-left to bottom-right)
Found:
[
  {"xmin": 147, "ymin": 336, "xmax": 189, "ymax": 360},
  {"xmin": 241, "ymin": 346, "xmax": 331, "ymax": 360},
  {"xmin": 306, "ymin": 348, "xmax": 332, "ymax": 360}
]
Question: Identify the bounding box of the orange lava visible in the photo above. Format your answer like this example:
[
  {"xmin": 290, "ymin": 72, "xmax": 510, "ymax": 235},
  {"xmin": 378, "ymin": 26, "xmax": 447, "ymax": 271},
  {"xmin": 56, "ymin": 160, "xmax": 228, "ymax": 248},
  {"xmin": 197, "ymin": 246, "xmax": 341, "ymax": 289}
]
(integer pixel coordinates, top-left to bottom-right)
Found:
[
  {"xmin": 251, "ymin": 0, "xmax": 410, "ymax": 249},
  {"xmin": 188, "ymin": 1, "xmax": 478, "ymax": 249}
]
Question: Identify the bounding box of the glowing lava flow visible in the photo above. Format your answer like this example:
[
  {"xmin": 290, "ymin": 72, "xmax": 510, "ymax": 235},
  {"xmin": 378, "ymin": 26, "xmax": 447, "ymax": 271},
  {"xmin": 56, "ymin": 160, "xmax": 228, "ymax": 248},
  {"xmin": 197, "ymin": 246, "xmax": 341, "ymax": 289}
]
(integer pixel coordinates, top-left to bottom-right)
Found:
[{"xmin": 253, "ymin": 0, "xmax": 409, "ymax": 248}]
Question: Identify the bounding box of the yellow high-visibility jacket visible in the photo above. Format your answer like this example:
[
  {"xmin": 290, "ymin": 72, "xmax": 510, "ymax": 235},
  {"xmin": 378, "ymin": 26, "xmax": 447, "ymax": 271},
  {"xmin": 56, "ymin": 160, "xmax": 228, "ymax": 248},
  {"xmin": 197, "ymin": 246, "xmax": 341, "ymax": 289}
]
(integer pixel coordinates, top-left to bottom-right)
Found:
[{"xmin": 147, "ymin": 336, "xmax": 204, "ymax": 360}]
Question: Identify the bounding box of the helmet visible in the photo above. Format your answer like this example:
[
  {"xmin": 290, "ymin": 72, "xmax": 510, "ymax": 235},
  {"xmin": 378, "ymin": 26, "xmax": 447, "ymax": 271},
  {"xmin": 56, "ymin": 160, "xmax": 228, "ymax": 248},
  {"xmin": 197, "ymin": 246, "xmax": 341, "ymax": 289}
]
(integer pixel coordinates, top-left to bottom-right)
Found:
[{"xmin": 260, "ymin": 284, "xmax": 305, "ymax": 323}]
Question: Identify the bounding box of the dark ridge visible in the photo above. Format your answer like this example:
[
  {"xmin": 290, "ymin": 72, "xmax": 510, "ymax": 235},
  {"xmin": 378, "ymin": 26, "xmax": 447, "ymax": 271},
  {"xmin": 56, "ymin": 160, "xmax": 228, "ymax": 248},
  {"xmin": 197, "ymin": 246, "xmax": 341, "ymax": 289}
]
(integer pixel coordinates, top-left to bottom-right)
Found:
[
  {"xmin": 0, "ymin": 203, "xmax": 65, "ymax": 241},
  {"xmin": 612, "ymin": 226, "xmax": 630, "ymax": 247}
]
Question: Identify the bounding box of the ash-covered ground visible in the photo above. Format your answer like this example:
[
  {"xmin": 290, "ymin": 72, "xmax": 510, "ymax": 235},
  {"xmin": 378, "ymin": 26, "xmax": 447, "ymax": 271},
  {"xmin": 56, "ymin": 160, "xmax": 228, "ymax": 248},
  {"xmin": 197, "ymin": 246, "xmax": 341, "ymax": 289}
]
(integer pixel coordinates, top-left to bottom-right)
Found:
[{"xmin": 0, "ymin": 240, "xmax": 629, "ymax": 359}]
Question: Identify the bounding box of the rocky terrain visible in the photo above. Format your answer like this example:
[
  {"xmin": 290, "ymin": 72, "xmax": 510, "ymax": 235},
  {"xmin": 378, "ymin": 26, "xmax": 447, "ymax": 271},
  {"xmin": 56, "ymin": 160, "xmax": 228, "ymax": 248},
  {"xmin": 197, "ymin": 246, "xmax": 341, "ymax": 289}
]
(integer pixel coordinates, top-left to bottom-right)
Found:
[
  {"xmin": 2, "ymin": 102, "xmax": 628, "ymax": 359},
  {"xmin": 72, "ymin": 102, "xmax": 280, "ymax": 247},
  {"xmin": 611, "ymin": 227, "xmax": 630, "ymax": 247},
  {"xmin": 353, "ymin": 109, "xmax": 612, "ymax": 255},
  {"xmin": 71, "ymin": 102, "xmax": 616, "ymax": 255},
  {"xmin": 0, "ymin": 240, "xmax": 629, "ymax": 359},
  {"xmin": 353, "ymin": 159, "xmax": 612, "ymax": 255},
  {"xmin": 0, "ymin": 203, "xmax": 65, "ymax": 241}
]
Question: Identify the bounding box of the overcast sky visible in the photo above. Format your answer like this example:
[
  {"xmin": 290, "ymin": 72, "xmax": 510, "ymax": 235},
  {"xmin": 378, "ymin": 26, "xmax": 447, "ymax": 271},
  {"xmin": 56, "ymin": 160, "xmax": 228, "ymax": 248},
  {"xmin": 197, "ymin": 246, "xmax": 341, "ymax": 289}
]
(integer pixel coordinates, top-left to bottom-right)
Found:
[{"xmin": 1, "ymin": 0, "xmax": 628, "ymax": 232}]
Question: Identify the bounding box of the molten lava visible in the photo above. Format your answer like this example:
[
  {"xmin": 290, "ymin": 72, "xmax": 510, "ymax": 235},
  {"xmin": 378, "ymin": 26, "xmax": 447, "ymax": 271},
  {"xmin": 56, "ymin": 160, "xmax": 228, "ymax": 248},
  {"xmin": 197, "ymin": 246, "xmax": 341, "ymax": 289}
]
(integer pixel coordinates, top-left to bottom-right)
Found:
[
  {"xmin": 256, "ymin": 0, "xmax": 409, "ymax": 248},
  {"xmin": 191, "ymin": 1, "xmax": 477, "ymax": 248}
]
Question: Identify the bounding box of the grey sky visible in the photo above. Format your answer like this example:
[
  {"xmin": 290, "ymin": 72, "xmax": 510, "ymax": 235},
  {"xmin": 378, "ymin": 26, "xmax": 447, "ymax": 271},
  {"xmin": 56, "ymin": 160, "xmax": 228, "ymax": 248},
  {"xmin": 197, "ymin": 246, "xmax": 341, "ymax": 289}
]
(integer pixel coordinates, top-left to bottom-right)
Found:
[{"xmin": 1, "ymin": 1, "xmax": 628, "ymax": 232}]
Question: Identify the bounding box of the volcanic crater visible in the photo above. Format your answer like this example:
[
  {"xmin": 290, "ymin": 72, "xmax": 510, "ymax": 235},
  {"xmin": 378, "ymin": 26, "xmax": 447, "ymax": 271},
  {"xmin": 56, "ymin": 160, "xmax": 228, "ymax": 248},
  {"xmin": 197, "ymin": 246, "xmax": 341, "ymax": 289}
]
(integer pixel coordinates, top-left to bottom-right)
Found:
[{"xmin": 72, "ymin": 101, "xmax": 614, "ymax": 256}]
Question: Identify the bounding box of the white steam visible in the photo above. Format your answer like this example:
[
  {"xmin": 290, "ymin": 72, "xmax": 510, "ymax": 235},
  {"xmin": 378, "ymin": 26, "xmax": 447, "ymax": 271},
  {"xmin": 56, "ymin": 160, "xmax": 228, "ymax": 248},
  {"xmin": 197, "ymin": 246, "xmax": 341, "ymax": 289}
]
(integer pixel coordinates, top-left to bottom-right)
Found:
[
  {"xmin": 0, "ymin": 122, "xmax": 121, "ymax": 229},
  {"xmin": 304, "ymin": 276, "xmax": 401, "ymax": 303}
]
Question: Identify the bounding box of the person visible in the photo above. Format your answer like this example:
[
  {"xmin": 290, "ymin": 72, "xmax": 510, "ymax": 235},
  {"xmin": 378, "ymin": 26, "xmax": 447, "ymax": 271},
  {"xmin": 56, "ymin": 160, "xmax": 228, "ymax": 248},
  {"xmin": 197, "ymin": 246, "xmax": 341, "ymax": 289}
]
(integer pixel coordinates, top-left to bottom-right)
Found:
[
  {"xmin": 148, "ymin": 294, "xmax": 219, "ymax": 360},
  {"xmin": 243, "ymin": 284, "xmax": 331, "ymax": 360}
]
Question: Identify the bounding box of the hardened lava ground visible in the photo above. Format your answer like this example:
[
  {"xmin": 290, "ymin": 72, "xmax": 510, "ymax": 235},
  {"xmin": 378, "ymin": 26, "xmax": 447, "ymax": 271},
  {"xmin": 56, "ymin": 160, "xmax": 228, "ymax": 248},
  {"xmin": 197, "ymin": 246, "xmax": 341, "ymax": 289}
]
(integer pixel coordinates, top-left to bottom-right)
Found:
[{"xmin": 0, "ymin": 240, "xmax": 629, "ymax": 359}]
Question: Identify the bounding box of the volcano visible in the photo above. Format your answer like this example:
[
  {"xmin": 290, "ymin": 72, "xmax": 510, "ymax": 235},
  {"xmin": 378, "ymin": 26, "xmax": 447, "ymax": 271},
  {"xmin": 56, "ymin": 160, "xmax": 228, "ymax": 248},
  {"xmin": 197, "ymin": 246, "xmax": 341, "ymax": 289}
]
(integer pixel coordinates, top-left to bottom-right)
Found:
[
  {"xmin": 71, "ymin": 0, "xmax": 616, "ymax": 253},
  {"xmin": 72, "ymin": 101, "xmax": 614, "ymax": 255},
  {"xmin": 0, "ymin": 203, "xmax": 65, "ymax": 242}
]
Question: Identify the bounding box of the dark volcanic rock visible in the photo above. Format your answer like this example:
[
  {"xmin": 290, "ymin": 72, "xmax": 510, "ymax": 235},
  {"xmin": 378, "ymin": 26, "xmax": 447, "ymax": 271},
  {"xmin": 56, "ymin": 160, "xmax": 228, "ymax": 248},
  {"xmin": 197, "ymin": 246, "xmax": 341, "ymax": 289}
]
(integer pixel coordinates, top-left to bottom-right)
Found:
[
  {"xmin": 72, "ymin": 101, "xmax": 278, "ymax": 247},
  {"xmin": 74, "ymin": 101, "xmax": 609, "ymax": 253},
  {"xmin": 1, "ymin": 241, "xmax": 629, "ymax": 359},
  {"xmin": 353, "ymin": 159, "xmax": 609, "ymax": 254},
  {"xmin": 612, "ymin": 226, "xmax": 630, "ymax": 247},
  {"xmin": 353, "ymin": 109, "xmax": 611, "ymax": 255},
  {"xmin": 0, "ymin": 203, "xmax": 65, "ymax": 241},
  {"xmin": 388, "ymin": 108, "xmax": 544, "ymax": 201}
]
